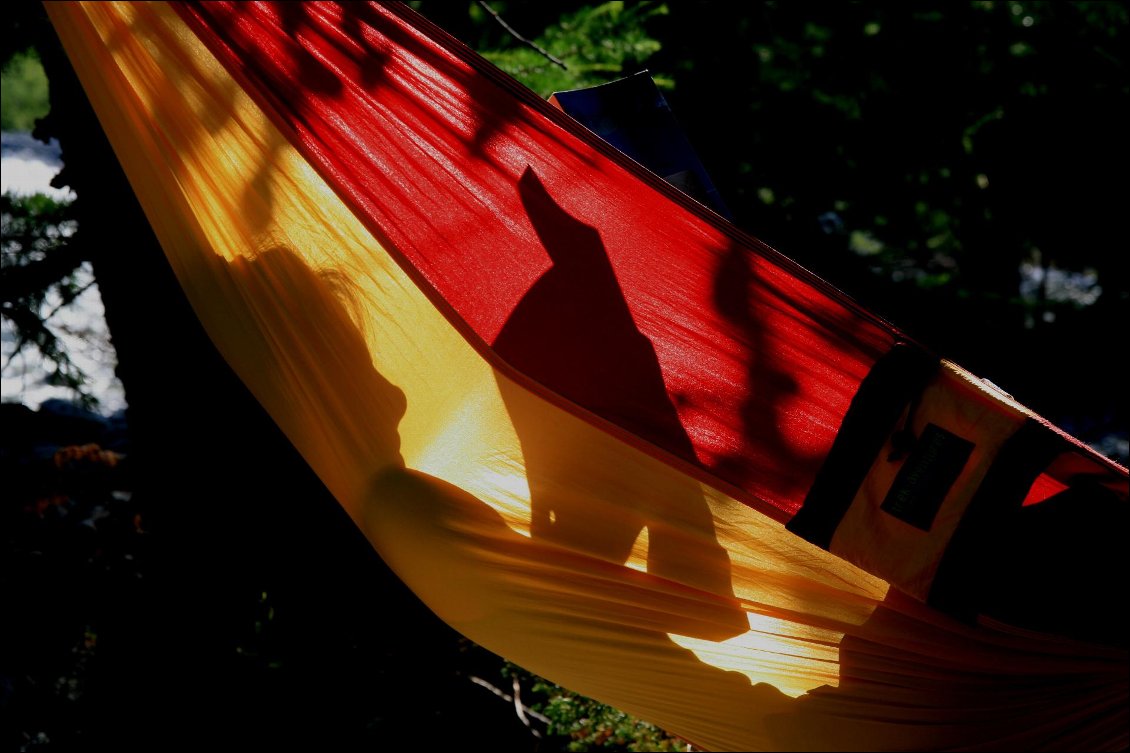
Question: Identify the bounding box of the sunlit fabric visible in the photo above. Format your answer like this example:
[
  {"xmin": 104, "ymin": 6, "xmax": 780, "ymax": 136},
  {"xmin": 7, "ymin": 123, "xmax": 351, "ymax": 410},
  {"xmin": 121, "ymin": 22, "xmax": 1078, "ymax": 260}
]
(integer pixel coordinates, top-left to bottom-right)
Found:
[{"xmin": 47, "ymin": 2, "xmax": 1127, "ymax": 750}]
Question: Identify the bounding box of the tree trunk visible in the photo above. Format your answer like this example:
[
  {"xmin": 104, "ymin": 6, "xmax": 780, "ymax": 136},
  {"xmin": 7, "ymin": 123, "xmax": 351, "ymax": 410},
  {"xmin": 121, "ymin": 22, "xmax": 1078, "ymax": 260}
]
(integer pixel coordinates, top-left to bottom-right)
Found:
[{"xmin": 29, "ymin": 7, "xmax": 533, "ymax": 749}]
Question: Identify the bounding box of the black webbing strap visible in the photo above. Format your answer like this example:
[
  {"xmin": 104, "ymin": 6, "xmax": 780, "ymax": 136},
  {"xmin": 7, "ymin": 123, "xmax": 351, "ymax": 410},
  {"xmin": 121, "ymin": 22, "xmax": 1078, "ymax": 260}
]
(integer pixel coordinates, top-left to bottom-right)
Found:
[
  {"xmin": 927, "ymin": 418, "xmax": 1065, "ymax": 620},
  {"xmin": 787, "ymin": 342, "xmax": 939, "ymax": 550}
]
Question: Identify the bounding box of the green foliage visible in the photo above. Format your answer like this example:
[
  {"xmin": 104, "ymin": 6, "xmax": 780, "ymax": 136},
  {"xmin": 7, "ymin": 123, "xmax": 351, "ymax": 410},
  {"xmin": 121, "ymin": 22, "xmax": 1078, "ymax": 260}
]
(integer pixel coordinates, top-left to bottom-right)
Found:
[
  {"xmin": 535, "ymin": 685, "xmax": 686, "ymax": 752},
  {"xmin": 0, "ymin": 192, "xmax": 94, "ymax": 407},
  {"xmin": 502, "ymin": 663, "xmax": 687, "ymax": 751},
  {"xmin": 1, "ymin": 50, "xmax": 49, "ymax": 131},
  {"xmin": 479, "ymin": 2, "xmax": 668, "ymax": 96},
  {"xmin": 638, "ymin": 0, "xmax": 1127, "ymax": 437}
]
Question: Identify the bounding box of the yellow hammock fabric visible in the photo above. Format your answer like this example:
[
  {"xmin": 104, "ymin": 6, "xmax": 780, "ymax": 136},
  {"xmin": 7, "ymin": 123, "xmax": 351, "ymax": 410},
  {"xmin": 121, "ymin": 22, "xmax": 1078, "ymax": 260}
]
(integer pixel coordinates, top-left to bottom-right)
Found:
[{"xmin": 46, "ymin": 3, "xmax": 1127, "ymax": 750}]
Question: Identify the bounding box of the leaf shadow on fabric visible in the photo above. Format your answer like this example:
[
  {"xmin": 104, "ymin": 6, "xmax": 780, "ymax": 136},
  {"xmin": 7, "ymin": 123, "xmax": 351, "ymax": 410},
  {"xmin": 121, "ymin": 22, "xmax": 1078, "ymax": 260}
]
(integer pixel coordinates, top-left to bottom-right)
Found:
[{"xmin": 187, "ymin": 2, "xmax": 393, "ymax": 234}]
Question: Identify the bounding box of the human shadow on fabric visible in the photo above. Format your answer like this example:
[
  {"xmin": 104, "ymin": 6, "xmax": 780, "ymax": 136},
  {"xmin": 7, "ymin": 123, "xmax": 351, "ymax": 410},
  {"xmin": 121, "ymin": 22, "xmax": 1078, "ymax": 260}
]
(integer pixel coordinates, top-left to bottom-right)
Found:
[
  {"xmin": 492, "ymin": 169, "xmax": 744, "ymax": 636},
  {"xmin": 366, "ymin": 461, "xmax": 1126, "ymax": 750},
  {"xmin": 196, "ymin": 246, "xmax": 581, "ymax": 748},
  {"xmin": 193, "ymin": 221, "xmax": 1122, "ymax": 753},
  {"xmin": 365, "ymin": 465, "xmax": 802, "ymax": 750},
  {"xmin": 207, "ymin": 249, "xmax": 795, "ymax": 748},
  {"xmin": 199, "ymin": 246, "xmax": 408, "ymax": 490},
  {"xmin": 197, "ymin": 204, "xmax": 784, "ymax": 753}
]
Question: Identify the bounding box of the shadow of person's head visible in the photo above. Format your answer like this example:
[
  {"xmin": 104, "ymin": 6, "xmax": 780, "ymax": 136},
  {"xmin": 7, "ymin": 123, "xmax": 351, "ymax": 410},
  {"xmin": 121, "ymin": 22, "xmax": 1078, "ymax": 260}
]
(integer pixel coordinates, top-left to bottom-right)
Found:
[{"xmin": 212, "ymin": 245, "xmax": 407, "ymax": 471}]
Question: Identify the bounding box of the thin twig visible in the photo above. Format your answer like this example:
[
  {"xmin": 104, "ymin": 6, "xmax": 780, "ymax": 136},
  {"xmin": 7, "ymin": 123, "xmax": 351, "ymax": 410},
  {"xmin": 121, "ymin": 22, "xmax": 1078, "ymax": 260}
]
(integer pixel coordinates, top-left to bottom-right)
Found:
[
  {"xmin": 477, "ymin": 1, "xmax": 568, "ymax": 70},
  {"xmin": 512, "ymin": 674, "xmax": 534, "ymax": 731},
  {"xmin": 42, "ymin": 279, "xmax": 97, "ymax": 324},
  {"xmin": 468, "ymin": 675, "xmax": 550, "ymax": 729}
]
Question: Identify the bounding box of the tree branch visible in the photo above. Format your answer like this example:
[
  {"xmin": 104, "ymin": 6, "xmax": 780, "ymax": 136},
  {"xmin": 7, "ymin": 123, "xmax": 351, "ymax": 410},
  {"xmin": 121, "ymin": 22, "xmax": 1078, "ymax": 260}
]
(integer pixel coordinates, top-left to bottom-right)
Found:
[
  {"xmin": 511, "ymin": 674, "xmax": 536, "ymax": 733},
  {"xmin": 0, "ymin": 241, "xmax": 87, "ymax": 305},
  {"xmin": 477, "ymin": 1, "xmax": 568, "ymax": 70},
  {"xmin": 467, "ymin": 675, "xmax": 550, "ymax": 733},
  {"xmin": 2, "ymin": 278, "xmax": 95, "ymax": 373}
]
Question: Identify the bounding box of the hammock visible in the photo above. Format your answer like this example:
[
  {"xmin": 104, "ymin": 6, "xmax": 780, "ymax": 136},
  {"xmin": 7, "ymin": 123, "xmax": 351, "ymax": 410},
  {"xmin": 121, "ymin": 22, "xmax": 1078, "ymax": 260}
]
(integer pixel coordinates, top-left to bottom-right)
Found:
[{"xmin": 46, "ymin": 3, "xmax": 1127, "ymax": 750}]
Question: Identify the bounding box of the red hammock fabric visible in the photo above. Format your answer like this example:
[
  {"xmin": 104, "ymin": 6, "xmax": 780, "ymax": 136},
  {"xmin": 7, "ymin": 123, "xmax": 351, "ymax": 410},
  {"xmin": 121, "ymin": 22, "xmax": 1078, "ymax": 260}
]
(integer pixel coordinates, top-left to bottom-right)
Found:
[
  {"xmin": 175, "ymin": 0, "xmax": 900, "ymax": 522},
  {"xmin": 173, "ymin": 0, "xmax": 1126, "ymax": 608}
]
